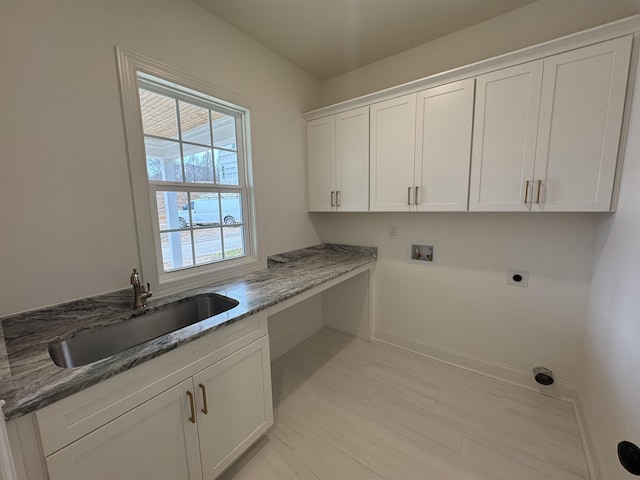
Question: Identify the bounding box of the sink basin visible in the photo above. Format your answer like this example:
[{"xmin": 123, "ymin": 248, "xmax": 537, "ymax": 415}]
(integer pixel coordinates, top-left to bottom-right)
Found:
[{"xmin": 49, "ymin": 293, "xmax": 239, "ymax": 368}]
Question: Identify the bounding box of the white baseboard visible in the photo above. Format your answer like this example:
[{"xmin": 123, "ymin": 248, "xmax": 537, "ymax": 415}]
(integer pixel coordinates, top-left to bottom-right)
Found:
[
  {"xmin": 372, "ymin": 326, "xmax": 607, "ymax": 479},
  {"xmin": 570, "ymin": 387, "xmax": 610, "ymax": 480}
]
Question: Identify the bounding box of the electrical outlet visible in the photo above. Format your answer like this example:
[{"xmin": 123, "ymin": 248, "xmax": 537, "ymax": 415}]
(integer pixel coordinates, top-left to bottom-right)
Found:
[
  {"xmin": 507, "ymin": 269, "xmax": 529, "ymax": 287},
  {"xmin": 389, "ymin": 226, "xmax": 398, "ymax": 239}
]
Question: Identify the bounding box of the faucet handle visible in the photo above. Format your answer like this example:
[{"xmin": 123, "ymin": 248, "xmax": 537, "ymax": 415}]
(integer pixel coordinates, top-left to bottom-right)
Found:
[{"xmin": 146, "ymin": 282, "xmax": 151, "ymax": 293}]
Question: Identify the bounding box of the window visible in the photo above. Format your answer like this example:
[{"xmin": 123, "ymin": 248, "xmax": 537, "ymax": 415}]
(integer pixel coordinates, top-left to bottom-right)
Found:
[{"xmin": 117, "ymin": 49, "xmax": 259, "ymax": 291}]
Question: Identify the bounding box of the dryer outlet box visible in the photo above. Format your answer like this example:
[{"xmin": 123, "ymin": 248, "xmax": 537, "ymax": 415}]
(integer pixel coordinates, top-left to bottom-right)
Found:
[{"xmin": 507, "ymin": 270, "xmax": 529, "ymax": 287}]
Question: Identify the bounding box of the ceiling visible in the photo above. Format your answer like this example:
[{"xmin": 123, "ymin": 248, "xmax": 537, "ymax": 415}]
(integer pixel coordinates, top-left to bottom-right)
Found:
[{"xmin": 192, "ymin": 0, "xmax": 539, "ymax": 80}]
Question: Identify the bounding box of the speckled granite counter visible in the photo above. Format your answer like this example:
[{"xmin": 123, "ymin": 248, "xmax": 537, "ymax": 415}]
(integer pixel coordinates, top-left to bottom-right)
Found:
[{"xmin": 0, "ymin": 244, "xmax": 376, "ymax": 420}]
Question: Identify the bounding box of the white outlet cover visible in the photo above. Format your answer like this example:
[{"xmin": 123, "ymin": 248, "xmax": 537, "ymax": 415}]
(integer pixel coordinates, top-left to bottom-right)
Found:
[{"xmin": 507, "ymin": 269, "xmax": 529, "ymax": 287}]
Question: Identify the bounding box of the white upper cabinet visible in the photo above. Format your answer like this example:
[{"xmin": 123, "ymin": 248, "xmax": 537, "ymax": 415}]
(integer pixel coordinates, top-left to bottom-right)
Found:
[
  {"xmin": 415, "ymin": 79, "xmax": 475, "ymax": 211},
  {"xmin": 533, "ymin": 36, "xmax": 632, "ymax": 211},
  {"xmin": 369, "ymin": 80, "xmax": 474, "ymax": 212},
  {"xmin": 307, "ymin": 31, "xmax": 633, "ymax": 214},
  {"xmin": 307, "ymin": 107, "xmax": 369, "ymax": 212},
  {"xmin": 370, "ymin": 93, "xmax": 417, "ymax": 211},
  {"xmin": 471, "ymin": 36, "xmax": 632, "ymax": 212},
  {"xmin": 335, "ymin": 107, "xmax": 370, "ymax": 211},
  {"xmin": 469, "ymin": 61, "xmax": 543, "ymax": 211},
  {"xmin": 307, "ymin": 116, "xmax": 335, "ymax": 212}
]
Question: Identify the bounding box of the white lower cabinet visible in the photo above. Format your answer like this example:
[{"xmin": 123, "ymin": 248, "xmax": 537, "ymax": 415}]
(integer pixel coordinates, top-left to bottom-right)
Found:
[
  {"xmin": 46, "ymin": 377, "xmax": 202, "ymax": 480},
  {"xmin": 43, "ymin": 335, "xmax": 273, "ymax": 480},
  {"xmin": 195, "ymin": 336, "xmax": 273, "ymax": 479}
]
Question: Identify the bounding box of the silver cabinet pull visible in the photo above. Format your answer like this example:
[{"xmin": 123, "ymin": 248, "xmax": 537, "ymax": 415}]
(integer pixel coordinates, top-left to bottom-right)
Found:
[
  {"xmin": 524, "ymin": 180, "xmax": 530, "ymax": 204},
  {"xmin": 536, "ymin": 180, "xmax": 542, "ymax": 204},
  {"xmin": 336, "ymin": 190, "xmax": 341, "ymax": 207},
  {"xmin": 408, "ymin": 187, "xmax": 412, "ymax": 205},
  {"xmin": 330, "ymin": 191, "xmax": 335, "ymax": 206},
  {"xmin": 186, "ymin": 391, "xmax": 196, "ymax": 424},
  {"xmin": 414, "ymin": 186, "xmax": 419, "ymax": 205},
  {"xmin": 199, "ymin": 383, "xmax": 208, "ymax": 415}
]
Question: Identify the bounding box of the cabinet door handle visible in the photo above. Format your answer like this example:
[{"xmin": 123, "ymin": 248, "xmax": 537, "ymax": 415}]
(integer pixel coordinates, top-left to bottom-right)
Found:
[
  {"xmin": 186, "ymin": 391, "xmax": 196, "ymax": 424},
  {"xmin": 330, "ymin": 191, "xmax": 335, "ymax": 206},
  {"xmin": 524, "ymin": 180, "xmax": 530, "ymax": 204},
  {"xmin": 336, "ymin": 190, "xmax": 341, "ymax": 207},
  {"xmin": 199, "ymin": 383, "xmax": 208, "ymax": 415},
  {"xmin": 536, "ymin": 180, "xmax": 542, "ymax": 204},
  {"xmin": 408, "ymin": 187, "xmax": 412, "ymax": 205},
  {"xmin": 414, "ymin": 186, "xmax": 419, "ymax": 205}
]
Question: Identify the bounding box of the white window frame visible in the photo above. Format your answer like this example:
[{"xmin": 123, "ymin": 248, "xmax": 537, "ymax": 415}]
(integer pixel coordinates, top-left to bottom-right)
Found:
[{"xmin": 116, "ymin": 47, "xmax": 262, "ymax": 295}]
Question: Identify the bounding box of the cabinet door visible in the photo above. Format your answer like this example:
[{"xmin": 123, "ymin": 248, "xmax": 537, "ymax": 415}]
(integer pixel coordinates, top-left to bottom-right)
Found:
[
  {"xmin": 195, "ymin": 336, "xmax": 273, "ymax": 480},
  {"xmin": 370, "ymin": 93, "xmax": 416, "ymax": 211},
  {"xmin": 307, "ymin": 116, "xmax": 336, "ymax": 211},
  {"xmin": 335, "ymin": 107, "xmax": 369, "ymax": 211},
  {"xmin": 469, "ymin": 61, "xmax": 543, "ymax": 211},
  {"xmin": 532, "ymin": 36, "xmax": 632, "ymax": 212},
  {"xmin": 415, "ymin": 79, "xmax": 474, "ymax": 211},
  {"xmin": 46, "ymin": 378, "xmax": 202, "ymax": 480}
]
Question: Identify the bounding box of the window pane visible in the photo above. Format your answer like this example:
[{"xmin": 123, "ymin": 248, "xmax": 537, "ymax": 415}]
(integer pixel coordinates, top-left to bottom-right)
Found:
[
  {"xmin": 156, "ymin": 191, "xmax": 189, "ymax": 230},
  {"xmin": 145, "ymin": 138, "xmax": 183, "ymax": 182},
  {"xmin": 212, "ymin": 112, "xmax": 237, "ymax": 149},
  {"xmin": 189, "ymin": 192, "xmax": 220, "ymax": 225},
  {"xmin": 160, "ymin": 231, "xmax": 194, "ymax": 271},
  {"xmin": 139, "ymin": 89, "xmax": 178, "ymax": 139},
  {"xmin": 179, "ymin": 101, "xmax": 211, "ymax": 145},
  {"xmin": 214, "ymin": 150, "xmax": 239, "ymax": 185},
  {"xmin": 221, "ymin": 193, "xmax": 243, "ymax": 225},
  {"xmin": 223, "ymin": 226, "xmax": 244, "ymax": 259},
  {"xmin": 183, "ymin": 144, "xmax": 214, "ymax": 183},
  {"xmin": 194, "ymin": 228, "xmax": 223, "ymax": 265}
]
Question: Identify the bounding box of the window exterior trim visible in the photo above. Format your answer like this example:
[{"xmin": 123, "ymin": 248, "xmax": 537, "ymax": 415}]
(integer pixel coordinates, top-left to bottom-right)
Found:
[{"xmin": 116, "ymin": 47, "xmax": 262, "ymax": 296}]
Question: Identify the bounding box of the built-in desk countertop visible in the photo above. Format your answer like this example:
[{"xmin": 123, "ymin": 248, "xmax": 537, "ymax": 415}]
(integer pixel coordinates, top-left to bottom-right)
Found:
[{"xmin": 0, "ymin": 244, "xmax": 376, "ymax": 420}]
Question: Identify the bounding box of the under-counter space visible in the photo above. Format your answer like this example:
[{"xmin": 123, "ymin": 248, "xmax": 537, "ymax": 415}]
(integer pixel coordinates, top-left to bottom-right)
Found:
[{"xmin": 0, "ymin": 243, "xmax": 376, "ymax": 421}]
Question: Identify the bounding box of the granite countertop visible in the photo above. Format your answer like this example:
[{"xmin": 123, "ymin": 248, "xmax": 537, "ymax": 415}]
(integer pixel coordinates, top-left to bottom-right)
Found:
[{"xmin": 0, "ymin": 244, "xmax": 376, "ymax": 420}]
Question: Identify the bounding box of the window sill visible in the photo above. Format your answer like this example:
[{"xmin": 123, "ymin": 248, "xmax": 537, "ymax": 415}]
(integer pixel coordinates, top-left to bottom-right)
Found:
[{"xmin": 153, "ymin": 256, "xmax": 264, "ymax": 299}]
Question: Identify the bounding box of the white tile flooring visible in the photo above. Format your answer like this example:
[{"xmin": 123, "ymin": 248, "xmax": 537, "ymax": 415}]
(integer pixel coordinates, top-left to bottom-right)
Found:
[{"xmin": 220, "ymin": 329, "xmax": 590, "ymax": 480}]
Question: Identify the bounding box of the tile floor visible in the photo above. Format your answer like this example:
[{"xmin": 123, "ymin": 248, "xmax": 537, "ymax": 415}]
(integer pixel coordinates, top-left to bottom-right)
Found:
[{"xmin": 220, "ymin": 329, "xmax": 590, "ymax": 480}]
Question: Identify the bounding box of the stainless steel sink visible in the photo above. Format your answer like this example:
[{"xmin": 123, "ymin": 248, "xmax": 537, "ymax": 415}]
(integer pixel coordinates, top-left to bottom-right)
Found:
[{"xmin": 49, "ymin": 293, "xmax": 239, "ymax": 368}]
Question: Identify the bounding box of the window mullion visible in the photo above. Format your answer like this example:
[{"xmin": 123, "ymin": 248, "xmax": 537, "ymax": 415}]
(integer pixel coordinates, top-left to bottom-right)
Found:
[
  {"xmin": 209, "ymin": 109, "xmax": 218, "ymax": 185},
  {"xmin": 218, "ymin": 195, "xmax": 226, "ymax": 260},
  {"xmin": 174, "ymin": 98, "xmax": 187, "ymax": 183},
  {"xmin": 190, "ymin": 227, "xmax": 197, "ymax": 268}
]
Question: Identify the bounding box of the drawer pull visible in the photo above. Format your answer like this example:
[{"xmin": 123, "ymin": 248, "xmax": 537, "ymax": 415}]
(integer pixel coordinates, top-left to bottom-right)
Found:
[
  {"xmin": 536, "ymin": 180, "xmax": 542, "ymax": 204},
  {"xmin": 524, "ymin": 180, "xmax": 530, "ymax": 204},
  {"xmin": 186, "ymin": 391, "xmax": 196, "ymax": 423},
  {"xmin": 408, "ymin": 187, "xmax": 412, "ymax": 205},
  {"xmin": 199, "ymin": 383, "xmax": 208, "ymax": 415}
]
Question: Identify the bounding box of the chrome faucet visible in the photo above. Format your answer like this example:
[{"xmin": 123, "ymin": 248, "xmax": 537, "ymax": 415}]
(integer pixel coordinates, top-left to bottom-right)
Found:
[{"xmin": 130, "ymin": 268, "xmax": 152, "ymax": 310}]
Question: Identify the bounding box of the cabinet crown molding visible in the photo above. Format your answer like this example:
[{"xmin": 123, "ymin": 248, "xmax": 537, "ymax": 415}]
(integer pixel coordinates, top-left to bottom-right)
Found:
[{"xmin": 303, "ymin": 14, "xmax": 640, "ymax": 121}]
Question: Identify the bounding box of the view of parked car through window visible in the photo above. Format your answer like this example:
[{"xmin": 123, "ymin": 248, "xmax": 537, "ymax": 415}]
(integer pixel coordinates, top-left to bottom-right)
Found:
[
  {"xmin": 138, "ymin": 76, "xmax": 249, "ymax": 273},
  {"xmin": 178, "ymin": 194, "xmax": 243, "ymax": 228}
]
